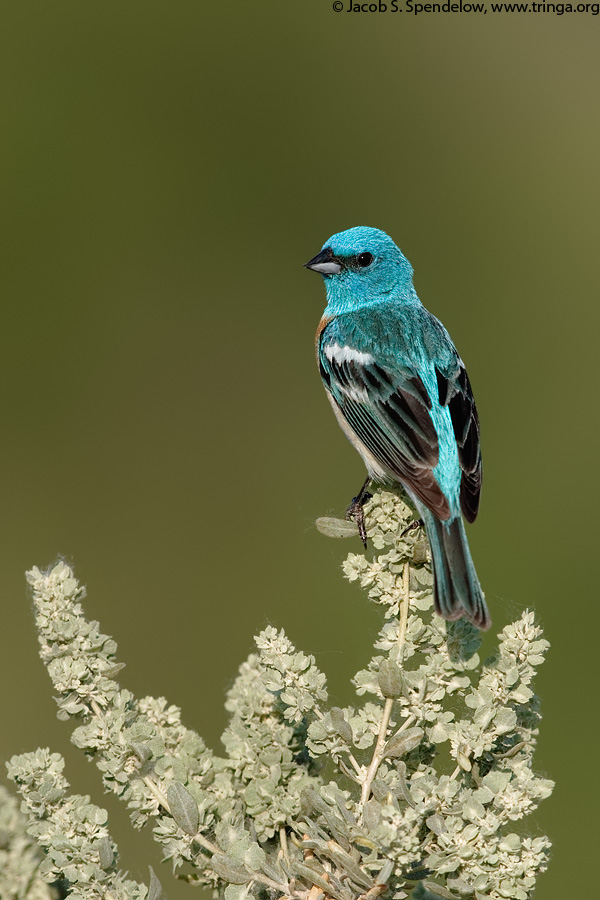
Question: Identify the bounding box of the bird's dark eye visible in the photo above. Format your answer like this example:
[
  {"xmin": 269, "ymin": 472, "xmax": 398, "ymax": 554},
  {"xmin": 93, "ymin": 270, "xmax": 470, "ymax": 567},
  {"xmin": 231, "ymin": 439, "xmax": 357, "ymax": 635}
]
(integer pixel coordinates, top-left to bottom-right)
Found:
[{"xmin": 357, "ymin": 252, "xmax": 373, "ymax": 268}]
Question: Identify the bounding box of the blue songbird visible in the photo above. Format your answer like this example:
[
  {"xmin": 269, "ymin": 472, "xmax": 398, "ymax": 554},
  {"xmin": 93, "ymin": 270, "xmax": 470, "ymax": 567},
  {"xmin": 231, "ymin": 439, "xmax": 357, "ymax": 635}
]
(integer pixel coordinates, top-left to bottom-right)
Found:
[{"xmin": 306, "ymin": 226, "xmax": 490, "ymax": 629}]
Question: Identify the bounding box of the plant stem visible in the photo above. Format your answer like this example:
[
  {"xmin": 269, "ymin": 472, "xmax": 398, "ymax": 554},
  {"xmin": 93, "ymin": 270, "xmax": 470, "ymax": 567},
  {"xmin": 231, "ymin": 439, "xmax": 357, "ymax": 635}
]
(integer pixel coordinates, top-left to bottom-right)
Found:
[
  {"xmin": 360, "ymin": 562, "xmax": 410, "ymax": 808},
  {"xmin": 280, "ymin": 826, "xmax": 290, "ymax": 864},
  {"xmin": 360, "ymin": 697, "xmax": 394, "ymax": 807},
  {"xmin": 397, "ymin": 562, "xmax": 410, "ymax": 656}
]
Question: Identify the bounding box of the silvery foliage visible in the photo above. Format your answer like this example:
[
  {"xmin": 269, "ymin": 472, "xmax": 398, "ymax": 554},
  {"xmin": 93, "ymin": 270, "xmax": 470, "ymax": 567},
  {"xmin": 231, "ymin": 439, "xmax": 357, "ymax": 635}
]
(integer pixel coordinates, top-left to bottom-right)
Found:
[
  {"xmin": 6, "ymin": 490, "xmax": 553, "ymax": 900},
  {"xmin": 0, "ymin": 783, "xmax": 55, "ymax": 900}
]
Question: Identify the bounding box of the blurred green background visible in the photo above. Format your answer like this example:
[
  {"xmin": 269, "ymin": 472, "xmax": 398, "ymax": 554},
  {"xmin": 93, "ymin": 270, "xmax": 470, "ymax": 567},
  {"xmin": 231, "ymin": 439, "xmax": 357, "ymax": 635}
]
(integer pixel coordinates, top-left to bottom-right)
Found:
[{"xmin": 1, "ymin": 1, "xmax": 597, "ymax": 897}]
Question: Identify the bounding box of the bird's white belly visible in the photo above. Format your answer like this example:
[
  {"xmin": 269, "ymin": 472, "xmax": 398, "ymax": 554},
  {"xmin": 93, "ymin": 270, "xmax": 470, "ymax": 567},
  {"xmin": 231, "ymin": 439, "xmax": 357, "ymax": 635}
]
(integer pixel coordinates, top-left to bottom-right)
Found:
[{"xmin": 325, "ymin": 390, "xmax": 392, "ymax": 482}]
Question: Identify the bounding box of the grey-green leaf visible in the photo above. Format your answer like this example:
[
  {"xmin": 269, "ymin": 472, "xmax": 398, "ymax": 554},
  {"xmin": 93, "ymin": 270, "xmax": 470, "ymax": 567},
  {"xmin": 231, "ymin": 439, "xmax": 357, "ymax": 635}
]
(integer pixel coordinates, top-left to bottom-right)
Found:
[
  {"xmin": 167, "ymin": 782, "xmax": 199, "ymax": 836},
  {"xmin": 225, "ymin": 885, "xmax": 250, "ymax": 900},
  {"xmin": 422, "ymin": 880, "xmax": 461, "ymax": 899},
  {"xmin": 330, "ymin": 707, "xmax": 353, "ymax": 743},
  {"xmin": 130, "ymin": 743, "xmax": 152, "ymax": 764},
  {"xmin": 377, "ymin": 659, "xmax": 403, "ymax": 698},
  {"xmin": 384, "ymin": 727, "xmax": 423, "ymax": 758},
  {"xmin": 376, "ymin": 859, "xmax": 394, "ymax": 884},
  {"xmin": 148, "ymin": 866, "xmax": 163, "ymax": 900},
  {"xmin": 426, "ymin": 813, "xmax": 447, "ymax": 836},
  {"xmin": 292, "ymin": 862, "xmax": 345, "ymax": 900},
  {"xmin": 97, "ymin": 837, "xmax": 114, "ymax": 870},
  {"xmin": 211, "ymin": 854, "xmax": 250, "ymax": 885},
  {"xmin": 316, "ymin": 517, "xmax": 359, "ymax": 538}
]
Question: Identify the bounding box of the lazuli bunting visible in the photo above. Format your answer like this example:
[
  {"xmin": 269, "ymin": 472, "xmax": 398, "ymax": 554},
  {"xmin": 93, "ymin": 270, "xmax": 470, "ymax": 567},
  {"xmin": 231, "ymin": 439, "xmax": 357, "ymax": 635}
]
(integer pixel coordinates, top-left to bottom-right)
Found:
[{"xmin": 306, "ymin": 226, "xmax": 490, "ymax": 630}]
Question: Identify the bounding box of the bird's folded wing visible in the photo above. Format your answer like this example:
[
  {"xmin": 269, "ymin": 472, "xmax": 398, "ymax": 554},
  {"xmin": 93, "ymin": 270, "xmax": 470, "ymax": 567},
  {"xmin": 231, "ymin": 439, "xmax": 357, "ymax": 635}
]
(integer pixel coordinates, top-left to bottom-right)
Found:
[{"xmin": 318, "ymin": 338, "xmax": 451, "ymax": 520}]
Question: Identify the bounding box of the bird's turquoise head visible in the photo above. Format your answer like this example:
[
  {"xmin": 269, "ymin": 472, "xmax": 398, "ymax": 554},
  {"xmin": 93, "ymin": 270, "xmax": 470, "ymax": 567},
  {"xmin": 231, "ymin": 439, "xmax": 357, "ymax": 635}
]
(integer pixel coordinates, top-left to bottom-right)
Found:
[{"xmin": 305, "ymin": 226, "xmax": 415, "ymax": 314}]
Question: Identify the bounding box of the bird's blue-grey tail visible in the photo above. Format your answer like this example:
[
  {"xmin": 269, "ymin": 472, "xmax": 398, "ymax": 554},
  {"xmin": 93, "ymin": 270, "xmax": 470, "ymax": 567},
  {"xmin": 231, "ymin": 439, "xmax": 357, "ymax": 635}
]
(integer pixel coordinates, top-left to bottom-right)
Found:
[{"xmin": 421, "ymin": 509, "xmax": 491, "ymax": 630}]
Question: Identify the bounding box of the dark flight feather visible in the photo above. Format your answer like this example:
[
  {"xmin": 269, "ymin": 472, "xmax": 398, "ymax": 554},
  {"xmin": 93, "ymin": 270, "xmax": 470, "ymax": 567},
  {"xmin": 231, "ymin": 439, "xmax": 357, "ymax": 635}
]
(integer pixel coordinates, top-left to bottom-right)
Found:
[{"xmin": 435, "ymin": 363, "xmax": 482, "ymax": 522}]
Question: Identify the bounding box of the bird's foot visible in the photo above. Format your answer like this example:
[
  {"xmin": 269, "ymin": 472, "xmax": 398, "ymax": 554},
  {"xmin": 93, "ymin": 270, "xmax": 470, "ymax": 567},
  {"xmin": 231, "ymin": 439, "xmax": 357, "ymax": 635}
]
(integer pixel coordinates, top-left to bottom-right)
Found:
[
  {"xmin": 345, "ymin": 498, "xmax": 369, "ymax": 548},
  {"xmin": 345, "ymin": 477, "xmax": 372, "ymax": 549},
  {"xmin": 401, "ymin": 518, "xmax": 424, "ymax": 538}
]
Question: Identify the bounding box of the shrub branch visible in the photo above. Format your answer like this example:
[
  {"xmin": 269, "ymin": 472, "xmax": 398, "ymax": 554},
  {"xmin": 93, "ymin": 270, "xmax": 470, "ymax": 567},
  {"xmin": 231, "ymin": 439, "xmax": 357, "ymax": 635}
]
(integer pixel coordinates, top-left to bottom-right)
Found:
[{"xmin": 5, "ymin": 489, "xmax": 553, "ymax": 900}]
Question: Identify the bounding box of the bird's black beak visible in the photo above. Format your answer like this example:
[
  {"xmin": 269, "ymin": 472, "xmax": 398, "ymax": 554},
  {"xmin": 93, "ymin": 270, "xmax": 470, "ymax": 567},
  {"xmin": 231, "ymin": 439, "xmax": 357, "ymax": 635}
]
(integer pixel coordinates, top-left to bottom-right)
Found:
[{"xmin": 304, "ymin": 246, "xmax": 343, "ymax": 275}]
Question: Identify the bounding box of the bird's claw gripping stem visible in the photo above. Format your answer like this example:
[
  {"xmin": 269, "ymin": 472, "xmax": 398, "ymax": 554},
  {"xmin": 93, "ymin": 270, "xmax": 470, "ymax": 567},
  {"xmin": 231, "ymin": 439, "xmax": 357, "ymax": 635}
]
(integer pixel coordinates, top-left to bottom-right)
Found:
[
  {"xmin": 401, "ymin": 518, "xmax": 424, "ymax": 537},
  {"xmin": 345, "ymin": 477, "xmax": 372, "ymax": 548}
]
